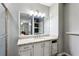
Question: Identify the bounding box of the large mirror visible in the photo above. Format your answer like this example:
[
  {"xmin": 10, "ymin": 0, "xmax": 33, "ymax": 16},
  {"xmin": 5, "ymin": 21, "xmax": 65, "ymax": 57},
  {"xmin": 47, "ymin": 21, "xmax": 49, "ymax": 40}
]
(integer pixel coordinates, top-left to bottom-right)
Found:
[{"xmin": 19, "ymin": 11, "xmax": 45, "ymax": 36}]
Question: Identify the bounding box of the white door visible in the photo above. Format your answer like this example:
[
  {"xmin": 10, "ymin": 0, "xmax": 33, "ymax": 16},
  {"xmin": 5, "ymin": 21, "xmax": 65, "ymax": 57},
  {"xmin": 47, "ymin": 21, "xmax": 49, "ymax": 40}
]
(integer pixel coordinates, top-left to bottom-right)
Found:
[
  {"xmin": 0, "ymin": 4, "xmax": 6, "ymax": 56},
  {"xmin": 34, "ymin": 42, "xmax": 43, "ymax": 56},
  {"xmin": 43, "ymin": 41, "xmax": 51, "ymax": 56}
]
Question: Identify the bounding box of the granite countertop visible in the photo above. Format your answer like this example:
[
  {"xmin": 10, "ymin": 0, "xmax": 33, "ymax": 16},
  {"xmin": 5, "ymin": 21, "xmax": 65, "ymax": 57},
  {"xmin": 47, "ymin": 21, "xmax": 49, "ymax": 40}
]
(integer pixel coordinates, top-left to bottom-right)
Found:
[{"xmin": 17, "ymin": 35, "xmax": 58, "ymax": 45}]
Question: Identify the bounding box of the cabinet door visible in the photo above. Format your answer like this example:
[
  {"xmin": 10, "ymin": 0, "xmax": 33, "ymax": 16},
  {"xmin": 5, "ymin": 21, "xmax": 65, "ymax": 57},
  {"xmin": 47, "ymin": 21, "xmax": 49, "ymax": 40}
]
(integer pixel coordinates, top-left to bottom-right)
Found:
[
  {"xmin": 51, "ymin": 42, "xmax": 57, "ymax": 55},
  {"xmin": 34, "ymin": 42, "xmax": 43, "ymax": 56},
  {"xmin": 43, "ymin": 41, "xmax": 51, "ymax": 56},
  {"xmin": 19, "ymin": 44, "xmax": 33, "ymax": 56}
]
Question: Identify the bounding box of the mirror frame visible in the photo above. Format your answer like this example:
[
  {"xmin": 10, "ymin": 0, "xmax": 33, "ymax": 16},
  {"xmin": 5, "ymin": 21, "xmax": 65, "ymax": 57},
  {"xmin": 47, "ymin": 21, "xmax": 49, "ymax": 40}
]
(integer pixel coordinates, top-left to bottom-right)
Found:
[{"xmin": 18, "ymin": 11, "xmax": 45, "ymax": 37}]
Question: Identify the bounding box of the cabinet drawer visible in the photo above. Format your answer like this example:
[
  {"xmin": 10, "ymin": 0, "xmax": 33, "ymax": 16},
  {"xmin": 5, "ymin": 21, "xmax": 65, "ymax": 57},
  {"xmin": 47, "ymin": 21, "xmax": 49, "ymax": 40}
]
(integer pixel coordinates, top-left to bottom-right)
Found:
[
  {"xmin": 19, "ymin": 44, "xmax": 33, "ymax": 50},
  {"xmin": 18, "ymin": 44, "xmax": 33, "ymax": 56}
]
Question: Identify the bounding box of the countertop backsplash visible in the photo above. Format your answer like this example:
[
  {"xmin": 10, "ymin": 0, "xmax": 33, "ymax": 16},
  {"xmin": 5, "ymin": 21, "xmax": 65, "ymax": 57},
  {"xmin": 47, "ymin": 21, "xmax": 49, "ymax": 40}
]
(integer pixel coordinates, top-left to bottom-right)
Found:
[{"xmin": 19, "ymin": 34, "xmax": 50, "ymax": 39}]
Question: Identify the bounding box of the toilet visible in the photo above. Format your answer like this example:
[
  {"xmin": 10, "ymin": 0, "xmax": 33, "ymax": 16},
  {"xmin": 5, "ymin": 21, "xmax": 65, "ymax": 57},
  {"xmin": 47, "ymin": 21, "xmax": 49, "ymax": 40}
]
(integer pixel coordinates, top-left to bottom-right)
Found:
[{"xmin": 57, "ymin": 52, "xmax": 70, "ymax": 56}]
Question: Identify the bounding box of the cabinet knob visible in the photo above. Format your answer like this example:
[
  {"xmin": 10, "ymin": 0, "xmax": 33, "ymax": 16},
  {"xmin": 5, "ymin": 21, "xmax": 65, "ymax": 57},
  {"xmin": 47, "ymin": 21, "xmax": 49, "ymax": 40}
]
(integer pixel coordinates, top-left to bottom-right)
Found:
[{"xmin": 52, "ymin": 40, "xmax": 57, "ymax": 43}]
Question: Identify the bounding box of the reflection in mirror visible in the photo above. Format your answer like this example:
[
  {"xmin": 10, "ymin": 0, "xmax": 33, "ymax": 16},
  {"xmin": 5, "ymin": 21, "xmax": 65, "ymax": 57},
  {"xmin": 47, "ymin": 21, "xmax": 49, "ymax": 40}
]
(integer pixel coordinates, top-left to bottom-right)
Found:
[
  {"xmin": 34, "ymin": 17, "xmax": 44, "ymax": 35},
  {"xmin": 20, "ymin": 13, "xmax": 32, "ymax": 35}
]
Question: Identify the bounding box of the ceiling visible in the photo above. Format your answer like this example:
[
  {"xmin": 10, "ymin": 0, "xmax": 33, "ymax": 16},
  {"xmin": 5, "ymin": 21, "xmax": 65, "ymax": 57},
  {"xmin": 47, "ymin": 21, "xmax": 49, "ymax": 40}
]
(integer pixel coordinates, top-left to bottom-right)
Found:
[{"xmin": 40, "ymin": 3, "xmax": 53, "ymax": 7}]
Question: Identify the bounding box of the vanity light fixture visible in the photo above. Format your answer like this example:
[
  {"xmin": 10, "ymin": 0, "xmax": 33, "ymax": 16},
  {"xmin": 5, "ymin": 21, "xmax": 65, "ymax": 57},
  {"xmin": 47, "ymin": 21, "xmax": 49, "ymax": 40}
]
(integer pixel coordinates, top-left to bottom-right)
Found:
[{"xmin": 27, "ymin": 10, "xmax": 46, "ymax": 17}]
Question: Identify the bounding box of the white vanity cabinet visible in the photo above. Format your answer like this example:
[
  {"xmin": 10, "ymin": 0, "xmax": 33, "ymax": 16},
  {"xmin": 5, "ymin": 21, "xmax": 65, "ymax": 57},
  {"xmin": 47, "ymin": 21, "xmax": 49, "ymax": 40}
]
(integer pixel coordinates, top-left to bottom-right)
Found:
[
  {"xmin": 18, "ymin": 44, "xmax": 33, "ymax": 56},
  {"xmin": 18, "ymin": 39, "xmax": 58, "ymax": 56}
]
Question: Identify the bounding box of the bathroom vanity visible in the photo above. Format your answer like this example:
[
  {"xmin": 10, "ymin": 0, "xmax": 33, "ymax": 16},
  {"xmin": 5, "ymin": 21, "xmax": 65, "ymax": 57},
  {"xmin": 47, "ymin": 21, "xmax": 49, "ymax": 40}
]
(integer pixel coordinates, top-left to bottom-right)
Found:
[
  {"xmin": 17, "ymin": 35, "xmax": 58, "ymax": 56},
  {"xmin": 17, "ymin": 10, "xmax": 58, "ymax": 56}
]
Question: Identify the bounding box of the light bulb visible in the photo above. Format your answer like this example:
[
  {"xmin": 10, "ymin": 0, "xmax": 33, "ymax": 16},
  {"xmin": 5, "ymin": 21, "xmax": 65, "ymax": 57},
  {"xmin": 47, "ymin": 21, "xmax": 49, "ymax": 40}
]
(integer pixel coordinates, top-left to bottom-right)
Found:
[
  {"xmin": 29, "ymin": 10, "xmax": 34, "ymax": 16},
  {"xmin": 29, "ymin": 23, "xmax": 31, "ymax": 26},
  {"xmin": 34, "ymin": 11, "xmax": 38, "ymax": 16},
  {"xmin": 38, "ymin": 12, "xmax": 42, "ymax": 17},
  {"xmin": 41, "ymin": 13, "xmax": 45, "ymax": 17},
  {"xmin": 21, "ymin": 22, "xmax": 23, "ymax": 25},
  {"xmin": 21, "ymin": 20, "xmax": 27, "ymax": 25}
]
